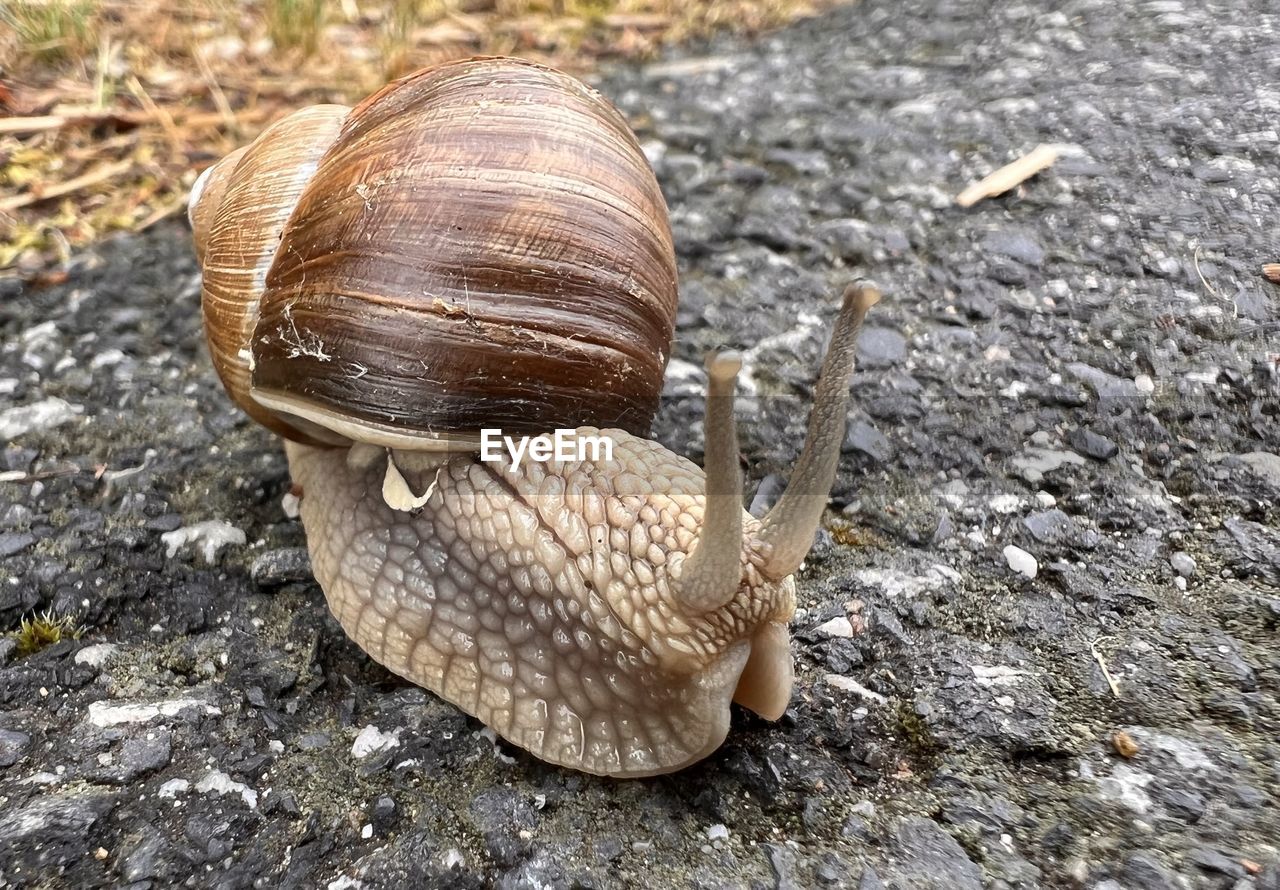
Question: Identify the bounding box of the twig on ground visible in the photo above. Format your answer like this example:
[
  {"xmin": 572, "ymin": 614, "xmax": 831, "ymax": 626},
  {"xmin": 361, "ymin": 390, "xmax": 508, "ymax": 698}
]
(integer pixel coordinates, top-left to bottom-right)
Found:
[
  {"xmin": 0, "ymin": 465, "xmax": 86, "ymax": 484},
  {"xmin": 0, "ymin": 107, "xmax": 268, "ymax": 135},
  {"xmin": 1193, "ymin": 244, "xmax": 1238, "ymax": 319},
  {"xmin": 126, "ymin": 75, "xmax": 183, "ymax": 154},
  {"xmin": 1089, "ymin": 636, "xmax": 1121, "ymax": 697},
  {"xmin": 195, "ymin": 49, "xmax": 241, "ymax": 142},
  {"xmin": 956, "ymin": 143, "xmax": 1060, "ymax": 207},
  {"xmin": 0, "ymin": 110, "xmax": 145, "ymax": 134},
  {"xmin": 0, "ymin": 159, "xmax": 134, "ymax": 213},
  {"xmin": 135, "ymin": 196, "xmax": 188, "ymax": 231}
]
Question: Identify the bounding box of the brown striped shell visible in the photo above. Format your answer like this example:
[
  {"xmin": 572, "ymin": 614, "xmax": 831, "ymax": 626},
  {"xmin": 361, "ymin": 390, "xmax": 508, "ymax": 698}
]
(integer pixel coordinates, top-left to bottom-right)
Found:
[{"xmin": 190, "ymin": 57, "xmax": 678, "ymax": 450}]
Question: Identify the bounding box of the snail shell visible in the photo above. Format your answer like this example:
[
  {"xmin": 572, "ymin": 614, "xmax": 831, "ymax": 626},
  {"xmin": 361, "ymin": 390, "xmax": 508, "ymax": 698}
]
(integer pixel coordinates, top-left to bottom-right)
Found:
[{"xmin": 192, "ymin": 57, "xmax": 678, "ymax": 450}]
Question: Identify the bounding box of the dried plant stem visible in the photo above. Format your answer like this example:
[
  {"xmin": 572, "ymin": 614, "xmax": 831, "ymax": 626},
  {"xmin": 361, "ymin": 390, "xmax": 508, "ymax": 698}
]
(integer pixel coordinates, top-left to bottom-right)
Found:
[
  {"xmin": 0, "ymin": 107, "xmax": 268, "ymax": 135},
  {"xmin": 956, "ymin": 143, "xmax": 1060, "ymax": 208},
  {"xmin": 126, "ymin": 75, "xmax": 182, "ymax": 153},
  {"xmin": 1089, "ymin": 636, "xmax": 1121, "ymax": 698},
  {"xmin": 195, "ymin": 49, "xmax": 240, "ymax": 141},
  {"xmin": 135, "ymin": 196, "xmax": 188, "ymax": 231},
  {"xmin": 0, "ymin": 159, "xmax": 134, "ymax": 213}
]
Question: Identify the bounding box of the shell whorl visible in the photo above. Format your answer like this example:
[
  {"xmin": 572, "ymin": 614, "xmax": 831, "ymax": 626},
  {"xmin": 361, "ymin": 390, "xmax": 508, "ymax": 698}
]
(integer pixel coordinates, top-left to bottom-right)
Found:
[
  {"xmin": 194, "ymin": 58, "xmax": 678, "ymax": 449},
  {"xmin": 196, "ymin": 104, "xmax": 350, "ymax": 444}
]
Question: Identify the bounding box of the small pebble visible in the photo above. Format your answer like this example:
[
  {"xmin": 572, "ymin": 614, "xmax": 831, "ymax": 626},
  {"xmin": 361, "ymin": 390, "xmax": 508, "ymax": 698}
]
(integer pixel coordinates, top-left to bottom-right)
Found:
[
  {"xmin": 1113, "ymin": 730, "xmax": 1139, "ymax": 758},
  {"xmin": 158, "ymin": 779, "xmax": 190, "ymax": 798},
  {"xmin": 1170, "ymin": 551, "xmax": 1196, "ymax": 578},
  {"xmin": 74, "ymin": 644, "xmax": 119, "ymax": 668},
  {"xmin": 706, "ymin": 824, "xmax": 729, "ymax": 841},
  {"xmin": 1003, "ymin": 545, "xmax": 1038, "ymax": 579},
  {"xmin": 815, "ymin": 616, "xmax": 855, "ymax": 638},
  {"xmin": 1069, "ymin": 428, "xmax": 1119, "ymax": 461},
  {"xmin": 250, "ymin": 548, "xmax": 313, "ymax": 589},
  {"xmin": 0, "ymin": 729, "xmax": 31, "ymax": 767},
  {"xmin": 351, "ymin": 724, "xmax": 399, "ymax": 759}
]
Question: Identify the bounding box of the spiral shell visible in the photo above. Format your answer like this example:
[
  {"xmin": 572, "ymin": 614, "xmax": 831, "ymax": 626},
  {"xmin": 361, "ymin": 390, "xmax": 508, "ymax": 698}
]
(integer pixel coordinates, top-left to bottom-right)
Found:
[{"xmin": 192, "ymin": 57, "xmax": 678, "ymax": 448}]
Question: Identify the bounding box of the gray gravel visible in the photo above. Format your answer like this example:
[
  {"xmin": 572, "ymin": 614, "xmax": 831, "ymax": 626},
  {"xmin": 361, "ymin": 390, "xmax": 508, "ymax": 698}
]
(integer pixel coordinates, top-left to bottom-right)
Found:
[{"xmin": 3, "ymin": 0, "xmax": 1279, "ymax": 886}]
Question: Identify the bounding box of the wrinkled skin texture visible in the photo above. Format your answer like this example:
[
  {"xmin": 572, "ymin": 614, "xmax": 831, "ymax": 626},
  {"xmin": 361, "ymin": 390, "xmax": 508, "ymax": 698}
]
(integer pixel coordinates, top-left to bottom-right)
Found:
[{"xmin": 285, "ymin": 429, "xmax": 796, "ymax": 777}]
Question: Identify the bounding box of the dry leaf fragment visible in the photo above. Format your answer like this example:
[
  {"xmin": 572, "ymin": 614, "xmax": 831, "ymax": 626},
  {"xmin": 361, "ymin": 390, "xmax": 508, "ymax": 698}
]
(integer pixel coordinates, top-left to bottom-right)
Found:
[
  {"xmin": 1112, "ymin": 730, "xmax": 1139, "ymax": 759},
  {"xmin": 1263, "ymin": 263, "xmax": 1280, "ymax": 283},
  {"xmin": 956, "ymin": 144, "xmax": 1061, "ymax": 208}
]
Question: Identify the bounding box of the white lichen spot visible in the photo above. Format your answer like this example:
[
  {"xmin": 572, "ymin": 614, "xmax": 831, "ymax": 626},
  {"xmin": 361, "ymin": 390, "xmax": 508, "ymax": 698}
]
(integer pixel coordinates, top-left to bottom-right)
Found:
[
  {"xmin": 195, "ymin": 770, "xmax": 258, "ymax": 809},
  {"xmin": 971, "ymin": 665, "xmax": 1031, "ymax": 687},
  {"xmin": 161, "ymin": 520, "xmax": 247, "ymax": 563},
  {"xmin": 1000, "ymin": 380, "xmax": 1029, "ymax": 399},
  {"xmin": 1094, "ymin": 763, "xmax": 1154, "ymax": 813},
  {"xmin": 328, "ymin": 877, "xmax": 366, "ymax": 890},
  {"xmin": 825, "ymin": 674, "xmax": 888, "ymax": 704},
  {"xmin": 989, "ymin": 494, "xmax": 1023, "ymax": 514},
  {"xmin": 0, "ymin": 397, "xmax": 83, "ymax": 439},
  {"xmin": 74, "ymin": 643, "xmax": 119, "ymax": 668},
  {"xmin": 88, "ymin": 697, "xmax": 221, "ymax": 728},
  {"xmin": 853, "ymin": 566, "xmax": 957, "ymax": 598}
]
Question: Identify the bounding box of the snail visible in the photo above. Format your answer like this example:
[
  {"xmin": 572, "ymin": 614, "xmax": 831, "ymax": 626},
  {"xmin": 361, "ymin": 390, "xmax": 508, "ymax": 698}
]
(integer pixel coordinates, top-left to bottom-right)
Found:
[{"xmin": 189, "ymin": 57, "xmax": 880, "ymax": 777}]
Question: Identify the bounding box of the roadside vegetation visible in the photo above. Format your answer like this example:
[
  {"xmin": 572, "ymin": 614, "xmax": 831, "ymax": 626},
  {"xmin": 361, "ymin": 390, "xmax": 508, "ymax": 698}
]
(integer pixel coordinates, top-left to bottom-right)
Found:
[{"xmin": 0, "ymin": 0, "xmax": 835, "ymax": 276}]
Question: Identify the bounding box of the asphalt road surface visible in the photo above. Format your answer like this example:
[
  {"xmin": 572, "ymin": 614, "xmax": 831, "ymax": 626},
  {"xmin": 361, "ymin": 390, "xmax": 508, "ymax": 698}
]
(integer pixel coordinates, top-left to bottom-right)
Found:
[{"xmin": 1, "ymin": 0, "xmax": 1278, "ymax": 887}]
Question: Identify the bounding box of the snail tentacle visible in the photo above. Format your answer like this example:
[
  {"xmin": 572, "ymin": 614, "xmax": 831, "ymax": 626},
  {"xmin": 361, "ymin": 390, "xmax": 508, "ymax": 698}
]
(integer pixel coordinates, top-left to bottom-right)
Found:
[
  {"xmin": 673, "ymin": 352, "xmax": 745, "ymax": 613},
  {"xmin": 758, "ymin": 283, "xmax": 881, "ymax": 580}
]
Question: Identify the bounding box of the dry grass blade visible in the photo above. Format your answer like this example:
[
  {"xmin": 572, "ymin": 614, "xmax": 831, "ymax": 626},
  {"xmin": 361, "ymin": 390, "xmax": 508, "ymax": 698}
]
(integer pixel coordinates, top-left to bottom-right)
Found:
[
  {"xmin": 135, "ymin": 196, "xmax": 188, "ymax": 231},
  {"xmin": 956, "ymin": 143, "xmax": 1060, "ymax": 208},
  {"xmin": 125, "ymin": 75, "xmax": 182, "ymax": 153},
  {"xmin": 0, "ymin": 110, "xmax": 147, "ymax": 134},
  {"xmin": 0, "ymin": 158, "xmax": 133, "ymax": 213},
  {"xmin": 0, "ymin": 106, "xmax": 269, "ymax": 135},
  {"xmin": 195, "ymin": 49, "xmax": 239, "ymax": 141}
]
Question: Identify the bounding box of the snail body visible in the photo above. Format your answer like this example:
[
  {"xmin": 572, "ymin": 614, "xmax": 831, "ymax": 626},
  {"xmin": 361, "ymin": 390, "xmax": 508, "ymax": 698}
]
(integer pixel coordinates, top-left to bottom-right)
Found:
[{"xmin": 191, "ymin": 57, "xmax": 878, "ymax": 776}]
